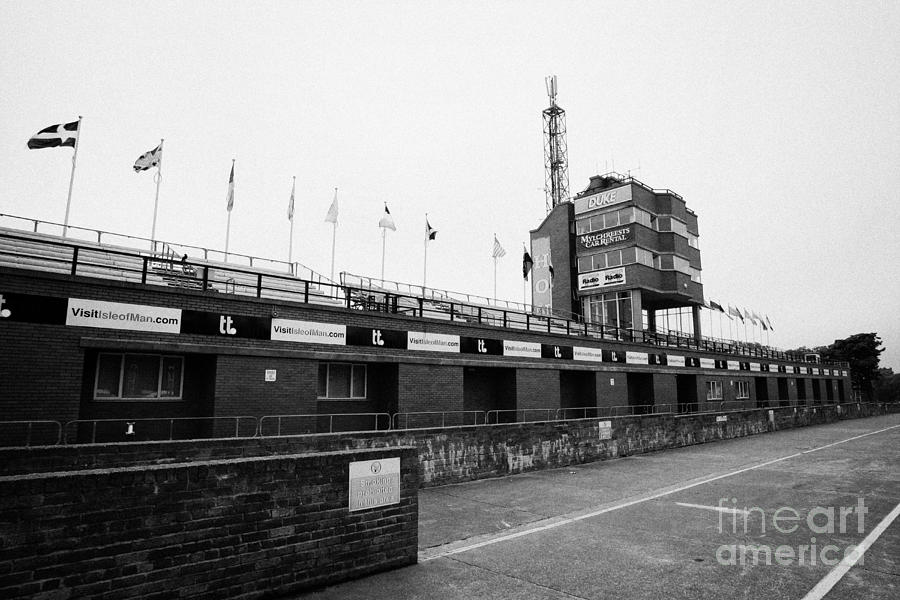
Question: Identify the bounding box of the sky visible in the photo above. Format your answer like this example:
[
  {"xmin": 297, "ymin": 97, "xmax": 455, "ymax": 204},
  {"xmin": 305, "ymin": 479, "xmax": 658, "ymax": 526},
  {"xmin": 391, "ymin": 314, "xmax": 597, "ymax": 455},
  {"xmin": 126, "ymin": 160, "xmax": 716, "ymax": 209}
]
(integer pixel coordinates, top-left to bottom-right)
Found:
[{"xmin": 1, "ymin": 1, "xmax": 898, "ymax": 371}]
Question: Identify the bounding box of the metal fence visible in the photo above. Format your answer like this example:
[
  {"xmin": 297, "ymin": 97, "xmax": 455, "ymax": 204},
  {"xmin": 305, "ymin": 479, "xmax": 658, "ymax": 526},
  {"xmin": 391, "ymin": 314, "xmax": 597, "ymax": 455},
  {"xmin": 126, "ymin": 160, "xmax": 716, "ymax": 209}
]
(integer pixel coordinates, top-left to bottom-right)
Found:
[
  {"xmin": 0, "ymin": 402, "xmax": 889, "ymax": 447},
  {"xmin": 0, "ymin": 226, "xmax": 851, "ymax": 369}
]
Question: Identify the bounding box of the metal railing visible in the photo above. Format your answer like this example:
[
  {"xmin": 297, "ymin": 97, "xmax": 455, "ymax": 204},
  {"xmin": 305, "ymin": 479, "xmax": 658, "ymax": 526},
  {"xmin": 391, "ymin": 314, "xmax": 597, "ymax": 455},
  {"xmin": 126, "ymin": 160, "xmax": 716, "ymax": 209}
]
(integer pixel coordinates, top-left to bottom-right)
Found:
[
  {"xmin": 392, "ymin": 411, "xmax": 487, "ymax": 429},
  {"xmin": 0, "ymin": 420, "xmax": 63, "ymax": 447},
  {"xmin": 258, "ymin": 412, "xmax": 391, "ymax": 436},
  {"xmin": 0, "ymin": 224, "xmax": 851, "ymax": 369},
  {"xmin": 62, "ymin": 416, "xmax": 258, "ymax": 444},
  {"xmin": 2, "ymin": 403, "xmax": 892, "ymax": 447}
]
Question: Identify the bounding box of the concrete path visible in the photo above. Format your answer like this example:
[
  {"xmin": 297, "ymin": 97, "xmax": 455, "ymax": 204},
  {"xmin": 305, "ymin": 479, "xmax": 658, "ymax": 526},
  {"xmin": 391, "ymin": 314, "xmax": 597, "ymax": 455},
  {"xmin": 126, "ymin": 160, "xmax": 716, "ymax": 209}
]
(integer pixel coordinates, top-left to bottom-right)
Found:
[{"xmin": 299, "ymin": 414, "xmax": 900, "ymax": 599}]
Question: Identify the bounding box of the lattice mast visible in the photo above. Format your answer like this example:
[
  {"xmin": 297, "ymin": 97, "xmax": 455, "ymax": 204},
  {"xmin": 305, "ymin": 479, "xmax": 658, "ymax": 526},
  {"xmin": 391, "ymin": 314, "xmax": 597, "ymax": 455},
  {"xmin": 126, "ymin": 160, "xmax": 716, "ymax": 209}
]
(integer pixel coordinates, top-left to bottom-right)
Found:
[{"xmin": 543, "ymin": 75, "xmax": 570, "ymax": 214}]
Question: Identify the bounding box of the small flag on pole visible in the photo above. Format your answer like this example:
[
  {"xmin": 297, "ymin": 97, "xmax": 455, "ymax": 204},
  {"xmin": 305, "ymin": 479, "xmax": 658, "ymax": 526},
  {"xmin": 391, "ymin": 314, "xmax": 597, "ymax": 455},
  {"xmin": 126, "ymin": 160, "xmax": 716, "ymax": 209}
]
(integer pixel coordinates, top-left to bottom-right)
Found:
[
  {"xmin": 27, "ymin": 121, "xmax": 79, "ymax": 149},
  {"xmin": 133, "ymin": 144, "xmax": 162, "ymax": 172},
  {"xmin": 523, "ymin": 249, "xmax": 533, "ymax": 279},
  {"xmin": 324, "ymin": 189, "xmax": 338, "ymax": 224},
  {"xmin": 426, "ymin": 217, "xmax": 437, "ymax": 241},
  {"xmin": 226, "ymin": 162, "xmax": 235, "ymax": 212},
  {"xmin": 492, "ymin": 235, "xmax": 506, "ymax": 258},
  {"xmin": 287, "ymin": 179, "xmax": 295, "ymax": 221},
  {"xmin": 709, "ymin": 300, "xmax": 725, "ymax": 313},
  {"xmin": 765, "ymin": 315, "xmax": 774, "ymax": 331},
  {"xmin": 379, "ymin": 203, "xmax": 396, "ymax": 231}
]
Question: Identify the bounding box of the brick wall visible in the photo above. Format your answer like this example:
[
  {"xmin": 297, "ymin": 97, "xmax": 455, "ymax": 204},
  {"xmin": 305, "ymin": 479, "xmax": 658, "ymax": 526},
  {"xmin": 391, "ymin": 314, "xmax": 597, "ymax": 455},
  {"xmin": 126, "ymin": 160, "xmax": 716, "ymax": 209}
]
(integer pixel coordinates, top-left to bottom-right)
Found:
[
  {"xmin": 398, "ymin": 363, "xmax": 463, "ymax": 414},
  {"xmin": 0, "ymin": 447, "xmax": 418, "ymax": 600},
  {"xmin": 516, "ymin": 369, "xmax": 560, "ymax": 413}
]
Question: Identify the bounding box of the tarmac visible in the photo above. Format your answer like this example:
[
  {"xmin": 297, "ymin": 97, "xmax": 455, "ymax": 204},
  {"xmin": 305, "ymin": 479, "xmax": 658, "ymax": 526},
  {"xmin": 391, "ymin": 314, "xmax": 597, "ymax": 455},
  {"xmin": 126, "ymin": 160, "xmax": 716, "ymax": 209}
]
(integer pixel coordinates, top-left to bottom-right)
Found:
[{"xmin": 299, "ymin": 413, "xmax": 900, "ymax": 599}]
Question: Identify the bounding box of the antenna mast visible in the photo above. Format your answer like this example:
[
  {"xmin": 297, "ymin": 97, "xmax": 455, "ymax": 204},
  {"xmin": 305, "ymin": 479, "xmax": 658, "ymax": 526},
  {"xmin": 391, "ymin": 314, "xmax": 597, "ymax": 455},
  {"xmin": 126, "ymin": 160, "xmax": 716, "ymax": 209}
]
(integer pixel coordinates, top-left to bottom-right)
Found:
[{"xmin": 543, "ymin": 75, "xmax": 570, "ymax": 214}]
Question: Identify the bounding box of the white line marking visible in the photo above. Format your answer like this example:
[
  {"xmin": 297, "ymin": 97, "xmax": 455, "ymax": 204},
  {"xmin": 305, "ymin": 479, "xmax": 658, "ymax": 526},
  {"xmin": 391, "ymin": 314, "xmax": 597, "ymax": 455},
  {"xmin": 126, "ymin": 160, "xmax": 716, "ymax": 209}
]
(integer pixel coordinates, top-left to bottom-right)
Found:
[
  {"xmin": 800, "ymin": 499, "xmax": 900, "ymax": 600},
  {"xmin": 674, "ymin": 502, "xmax": 750, "ymax": 516},
  {"xmin": 420, "ymin": 423, "xmax": 900, "ymax": 562}
]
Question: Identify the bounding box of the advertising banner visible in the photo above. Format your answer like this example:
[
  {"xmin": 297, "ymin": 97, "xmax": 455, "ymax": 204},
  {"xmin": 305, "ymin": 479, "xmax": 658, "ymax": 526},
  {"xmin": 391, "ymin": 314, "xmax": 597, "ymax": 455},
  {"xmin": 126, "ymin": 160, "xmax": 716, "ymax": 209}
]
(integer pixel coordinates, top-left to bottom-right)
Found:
[
  {"xmin": 626, "ymin": 351, "xmax": 648, "ymax": 364},
  {"xmin": 408, "ymin": 331, "xmax": 460, "ymax": 353},
  {"xmin": 181, "ymin": 310, "xmax": 270, "ymax": 339},
  {"xmin": 574, "ymin": 346, "xmax": 604, "ymax": 363},
  {"xmin": 700, "ymin": 358, "xmax": 716, "ymax": 369},
  {"xmin": 503, "ymin": 340, "xmax": 541, "ymax": 358},
  {"xmin": 576, "ymin": 227, "xmax": 634, "ymax": 251},
  {"xmin": 0, "ymin": 292, "xmax": 67, "ymax": 325},
  {"xmin": 66, "ymin": 298, "xmax": 181, "ymax": 333},
  {"xmin": 460, "ymin": 336, "xmax": 503, "ymax": 356},
  {"xmin": 530, "ymin": 235, "xmax": 553, "ymax": 312},
  {"xmin": 667, "ymin": 355, "xmax": 686, "ymax": 368},
  {"xmin": 574, "ymin": 184, "xmax": 633, "ymax": 215},
  {"xmin": 578, "ymin": 267, "xmax": 626, "ymax": 291},
  {"xmin": 347, "ymin": 326, "xmax": 407, "ymax": 349},
  {"xmin": 271, "ymin": 318, "xmax": 346, "ymax": 345},
  {"xmin": 541, "ymin": 344, "xmax": 573, "ymax": 359}
]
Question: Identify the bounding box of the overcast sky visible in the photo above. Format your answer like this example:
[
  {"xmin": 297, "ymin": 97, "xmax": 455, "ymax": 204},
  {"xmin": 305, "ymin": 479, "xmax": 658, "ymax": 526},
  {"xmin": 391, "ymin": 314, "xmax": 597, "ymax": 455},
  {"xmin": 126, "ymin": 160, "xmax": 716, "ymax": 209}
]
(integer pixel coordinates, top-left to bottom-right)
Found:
[{"xmin": 2, "ymin": 1, "xmax": 898, "ymax": 371}]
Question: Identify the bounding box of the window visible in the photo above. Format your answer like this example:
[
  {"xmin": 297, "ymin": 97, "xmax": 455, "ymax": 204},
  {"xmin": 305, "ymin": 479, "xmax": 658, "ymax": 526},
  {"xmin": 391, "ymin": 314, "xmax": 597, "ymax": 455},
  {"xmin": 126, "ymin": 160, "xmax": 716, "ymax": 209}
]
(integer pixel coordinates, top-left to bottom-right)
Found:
[
  {"xmin": 575, "ymin": 206, "xmax": 641, "ymax": 235},
  {"xmin": 583, "ymin": 291, "xmax": 632, "ymax": 330},
  {"xmin": 706, "ymin": 380, "xmax": 723, "ymax": 401},
  {"xmin": 688, "ymin": 234, "xmax": 700, "ymax": 249},
  {"xmin": 318, "ymin": 363, "xmax": 367, "ymax": 399},
  {"xmin": 735, "ymin": 380, "xmax": 749, "ymax": 399},
  {"xmin": 94, "ymin": 353, "xmax": 184, "ymax": 400}
]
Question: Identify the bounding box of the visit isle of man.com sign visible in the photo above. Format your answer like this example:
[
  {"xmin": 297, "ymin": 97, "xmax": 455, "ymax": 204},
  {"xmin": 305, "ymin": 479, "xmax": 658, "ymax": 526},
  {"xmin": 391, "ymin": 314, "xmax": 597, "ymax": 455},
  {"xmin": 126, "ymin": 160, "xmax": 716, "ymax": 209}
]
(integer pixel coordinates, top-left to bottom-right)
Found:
[{"xmin": 348, "ymin": 457, "xmax": 401, "ymax": 512}]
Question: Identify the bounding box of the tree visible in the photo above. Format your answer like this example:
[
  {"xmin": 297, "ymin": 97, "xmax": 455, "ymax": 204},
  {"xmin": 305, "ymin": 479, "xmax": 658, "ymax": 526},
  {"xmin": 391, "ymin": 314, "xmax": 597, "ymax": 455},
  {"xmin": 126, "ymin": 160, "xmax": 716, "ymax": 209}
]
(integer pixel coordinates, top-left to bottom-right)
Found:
[
  {"xmin": 820, "ymin": 333, "xmax": 884, "ymax": 401},
  {"xmin": 874, "ymin": 368, "xmax": 900, "ymax": 404}
]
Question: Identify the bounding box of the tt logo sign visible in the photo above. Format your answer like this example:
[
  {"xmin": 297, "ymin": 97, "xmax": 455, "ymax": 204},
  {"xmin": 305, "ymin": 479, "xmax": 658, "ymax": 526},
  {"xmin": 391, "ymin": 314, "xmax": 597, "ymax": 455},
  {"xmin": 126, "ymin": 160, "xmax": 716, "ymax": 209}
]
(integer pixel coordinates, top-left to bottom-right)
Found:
[
  {"xmin": 372, "ymin": 329, "xmax": 384, "ymax": 346},
  {"xmin": 219, "ymin": 315, "xmax": 237, "ymax": 335},
  {"xmin": 0, "ymin": 294, "xmax": 10, "ymax": 318},
  {"xmin": 477, "ymin": 339, "xmax": 487, "ymax": 353},
  {"xmin": 554, "ymin": 346, "xmax": 562, "ymax": 358}
]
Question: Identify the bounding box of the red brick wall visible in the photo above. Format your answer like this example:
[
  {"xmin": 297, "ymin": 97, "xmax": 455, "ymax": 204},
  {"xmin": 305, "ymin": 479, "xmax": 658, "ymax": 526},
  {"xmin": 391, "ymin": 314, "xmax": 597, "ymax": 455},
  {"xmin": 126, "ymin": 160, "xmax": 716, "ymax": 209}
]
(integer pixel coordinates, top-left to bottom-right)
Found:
[{"xmin": 0, "ymin": 447, "xmax": 418, "ymax": 600}]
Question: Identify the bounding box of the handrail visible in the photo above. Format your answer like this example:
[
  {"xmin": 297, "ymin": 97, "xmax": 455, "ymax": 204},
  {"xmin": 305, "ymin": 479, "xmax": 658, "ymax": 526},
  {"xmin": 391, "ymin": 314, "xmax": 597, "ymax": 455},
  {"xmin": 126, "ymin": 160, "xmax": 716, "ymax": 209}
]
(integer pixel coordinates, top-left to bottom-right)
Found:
[
  {"xmin": 258, "ymin": 412, "xmax": 391, "ymax": 436},
  {"xmin": 0, "ymin": 420, "xmax": 63, "ymax": 447},
  {"xmin": 391, "ymin": 410, "xmax": 486, "ymax": 429},
  {"xmin": 0, "ymin": 227, "xmax": 851, "ymax": 369},
  {"xmin": 62, "ymin": 416, "xmax": 258, "ymax": 444}
]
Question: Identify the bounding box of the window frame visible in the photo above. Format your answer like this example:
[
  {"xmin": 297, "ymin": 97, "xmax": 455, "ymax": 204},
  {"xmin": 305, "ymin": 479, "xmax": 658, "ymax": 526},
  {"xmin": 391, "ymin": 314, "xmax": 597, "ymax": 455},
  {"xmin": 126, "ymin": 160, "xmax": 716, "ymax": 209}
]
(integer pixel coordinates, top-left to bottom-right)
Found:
[
  {"xmin": 706, "ymin": 380, "xmax": 723, "ymax": 401},
  {"xmin": 318, "ymin": 362, "xmax": 368, "ymax": 400},
  {"xmin": 735, "ymin": 380, "xmax": 749, "ymax": 399},
  {"xmin": 93, "ymin": 353, "xmax": 185, "ymax": 402}
]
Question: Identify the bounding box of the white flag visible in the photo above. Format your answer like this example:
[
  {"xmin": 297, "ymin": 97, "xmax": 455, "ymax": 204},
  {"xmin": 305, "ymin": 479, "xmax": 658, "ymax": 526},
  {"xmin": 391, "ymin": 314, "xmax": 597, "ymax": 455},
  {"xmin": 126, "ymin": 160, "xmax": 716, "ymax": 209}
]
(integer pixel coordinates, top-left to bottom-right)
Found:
[
  {"xmin": 288, "ymin": 178, "xmax": 295, "ymax": 221},
  {"xmin": 226, "ymin": 162, "xmax": 235, "ymax": 212},
  {"xmin": 324, "ymin": 188, "xmax": 338, "ymax": 224},
  {"xmin": 379, "ymin": 203, "xmax": 396, "ymax": 231},
  {"xmin": 133, "ymin": 144, "xmax": 162, "ymax": 172}
]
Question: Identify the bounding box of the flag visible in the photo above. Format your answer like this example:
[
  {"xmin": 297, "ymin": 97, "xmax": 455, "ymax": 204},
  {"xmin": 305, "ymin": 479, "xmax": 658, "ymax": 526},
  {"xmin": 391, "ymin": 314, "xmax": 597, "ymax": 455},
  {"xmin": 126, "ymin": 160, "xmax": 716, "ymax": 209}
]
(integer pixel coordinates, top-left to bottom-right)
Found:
[
  {"xmin": 324, "ymin": 188, "xmax": 338, "ymax": 224},
  {"xmin": 765, "ymin": 315, "xmax": 774, "ymax": 331},
  {"xmin": 728, "ymin": 305, "xmax": 743, "ymax": 321},
  {"xmin": 226, "ymin": 162, "xmax": 235, "ymax": 212},
  {"xmin": 27, "ymin": 120, "xmax": 79, "ymax": 149},
  {"xmin": 287, "ymin": 178, "xmax": 295, "ymax": 221},
  {"xmin": 426, "ymin": 217, "xmax": 437, "ymax": 240},
  {"xmin": 379, "ymin": 204, "xmax": 396, "ymax": 231},
  {"xmin": 709, "ymin": 300, "xmax": 725, "ymax": 313},
  {"xmin": 743, "ymin": 308, "xmax": 757, "ymax": 325},
  {"xmin": 133, "ymin": 144, "xmax": 162, "ymax": 172},
  {"xmin": 523, "ymin": 249, "xmax": 533, "ymax": 279},
  {"xmin": 492, "ymin": 235, "xmax": 506, "ymax": 258}
]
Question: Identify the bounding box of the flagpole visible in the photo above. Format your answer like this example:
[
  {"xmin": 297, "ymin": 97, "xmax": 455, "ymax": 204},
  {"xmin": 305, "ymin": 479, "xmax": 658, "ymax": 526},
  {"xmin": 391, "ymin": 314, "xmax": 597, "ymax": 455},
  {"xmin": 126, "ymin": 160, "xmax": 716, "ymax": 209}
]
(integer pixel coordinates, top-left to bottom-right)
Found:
[
  {"xmin": 63, "ymin": 115, "xmax": 82, "ymax": 237},
  {"xmin": 423, "ymin": 214, "xmax": 428, "ymax": 292},
  {"xmin": 288, "ymin": 176, "xmax": 295, "ymax": 273},
  {"xmin": 493, "ymin": 256, "xmax": 497, "ymax": 300},
  {"xmin": 150, "ymin": 138, "xmax": 164, "ymax": 253},
  {"xmin": 381, "ymin": 228, "xmax": 386, "ymax": 283},
  {"xmin": 330, "ymin": 187, "xmax": 337, "ymax": 283}
]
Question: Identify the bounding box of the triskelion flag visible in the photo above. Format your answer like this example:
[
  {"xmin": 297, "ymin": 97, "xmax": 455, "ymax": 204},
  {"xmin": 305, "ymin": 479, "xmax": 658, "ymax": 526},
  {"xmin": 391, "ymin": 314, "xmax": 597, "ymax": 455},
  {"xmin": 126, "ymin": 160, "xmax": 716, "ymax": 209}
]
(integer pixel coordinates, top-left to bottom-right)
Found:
[{"xmin": 133, "ymin": 145, "xmax": 162, "ymax": 172}]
